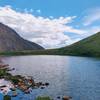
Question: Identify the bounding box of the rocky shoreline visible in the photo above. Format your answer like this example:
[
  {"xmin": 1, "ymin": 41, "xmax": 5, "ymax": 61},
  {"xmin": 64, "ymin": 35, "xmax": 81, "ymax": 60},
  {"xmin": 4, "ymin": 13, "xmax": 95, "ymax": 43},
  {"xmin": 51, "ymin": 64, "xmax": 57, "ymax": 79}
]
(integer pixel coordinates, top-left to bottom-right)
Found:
[
  {"xmin": 0, "ymin": 64, "xmax": 49, "ymax": 98},
  {"xmin": 0, "ymin": 64, "xmax": 72, "ymax": 100}
]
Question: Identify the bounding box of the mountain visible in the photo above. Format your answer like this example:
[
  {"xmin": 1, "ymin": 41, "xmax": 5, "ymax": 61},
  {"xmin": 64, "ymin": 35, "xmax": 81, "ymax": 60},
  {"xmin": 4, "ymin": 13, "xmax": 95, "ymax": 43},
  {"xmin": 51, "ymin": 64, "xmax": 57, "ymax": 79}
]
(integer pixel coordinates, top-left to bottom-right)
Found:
[
  {"xmin": 0, "ymin": 23, "xmax": 44, "ymax": 52},
  {"xmin": 0, "ymin": 23, "xmax": 99, "ymax": 57},
  {"xmin": 3, "ymin": 32, "xmax": 99, "ymax": 57},
  {"xmin": 59, "ymin": 32, "xmax": 100, "ymax": 57}
]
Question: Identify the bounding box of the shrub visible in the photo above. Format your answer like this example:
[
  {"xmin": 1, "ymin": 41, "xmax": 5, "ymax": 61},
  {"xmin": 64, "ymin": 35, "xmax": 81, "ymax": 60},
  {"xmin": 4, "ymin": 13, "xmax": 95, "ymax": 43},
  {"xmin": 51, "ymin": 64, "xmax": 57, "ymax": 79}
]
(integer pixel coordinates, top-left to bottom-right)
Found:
[{"xmin": 4, "ymin": 95, "xmax": 11, "ymax": 100}]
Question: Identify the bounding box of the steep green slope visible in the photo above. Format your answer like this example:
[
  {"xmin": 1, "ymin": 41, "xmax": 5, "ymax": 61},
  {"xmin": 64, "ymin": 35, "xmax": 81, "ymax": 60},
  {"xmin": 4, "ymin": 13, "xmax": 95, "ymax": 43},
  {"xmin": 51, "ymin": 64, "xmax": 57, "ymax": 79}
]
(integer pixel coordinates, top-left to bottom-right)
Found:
[{"xmin": 59, "ymin": 32, "xmax": 100, "ymax": 57}]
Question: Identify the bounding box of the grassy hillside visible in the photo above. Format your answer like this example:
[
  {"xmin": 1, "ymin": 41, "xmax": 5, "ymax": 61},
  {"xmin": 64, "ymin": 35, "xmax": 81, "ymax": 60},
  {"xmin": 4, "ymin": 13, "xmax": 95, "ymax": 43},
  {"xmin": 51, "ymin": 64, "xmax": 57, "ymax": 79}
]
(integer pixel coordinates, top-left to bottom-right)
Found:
[{"xmin": 59, "ymin": 32, "xmax": 100, "ymax": 57}]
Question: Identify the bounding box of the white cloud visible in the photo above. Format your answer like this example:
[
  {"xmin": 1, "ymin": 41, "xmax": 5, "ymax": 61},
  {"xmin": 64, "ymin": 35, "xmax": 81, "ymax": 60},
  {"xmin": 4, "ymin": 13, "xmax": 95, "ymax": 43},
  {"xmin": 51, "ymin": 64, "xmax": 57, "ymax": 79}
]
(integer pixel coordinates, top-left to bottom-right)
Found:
[
  {"xmin": 0, "ymin": 6, "xmax": 86, "ymax": 48},
  {"xmin": 83, "ymin": 8, "xmax": 100, "ymax": 26}
]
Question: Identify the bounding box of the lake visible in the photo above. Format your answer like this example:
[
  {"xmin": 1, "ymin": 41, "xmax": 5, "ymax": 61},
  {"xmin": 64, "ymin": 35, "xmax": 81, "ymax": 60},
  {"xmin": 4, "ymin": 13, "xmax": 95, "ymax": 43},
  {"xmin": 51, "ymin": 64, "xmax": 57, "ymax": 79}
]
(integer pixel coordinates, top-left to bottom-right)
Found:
[{"xmin": 1, "ymin": 55, "xmax": 100, "ymax": 100}]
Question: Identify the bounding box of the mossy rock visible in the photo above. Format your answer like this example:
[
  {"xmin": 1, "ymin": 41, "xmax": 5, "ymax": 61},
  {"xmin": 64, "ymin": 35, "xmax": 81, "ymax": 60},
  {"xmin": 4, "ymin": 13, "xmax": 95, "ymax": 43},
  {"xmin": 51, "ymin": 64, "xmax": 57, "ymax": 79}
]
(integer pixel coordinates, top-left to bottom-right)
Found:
[
  {"xmin": 36, "ymin": 96, "xmax": 51, "ymax": 100},
  {"xmin": 10, "ymin": 76, "xmax": 20, "ymax": 84},
  {"xmin": 4, "ymin": 95, "xmax": 11, "ymax": 100}
]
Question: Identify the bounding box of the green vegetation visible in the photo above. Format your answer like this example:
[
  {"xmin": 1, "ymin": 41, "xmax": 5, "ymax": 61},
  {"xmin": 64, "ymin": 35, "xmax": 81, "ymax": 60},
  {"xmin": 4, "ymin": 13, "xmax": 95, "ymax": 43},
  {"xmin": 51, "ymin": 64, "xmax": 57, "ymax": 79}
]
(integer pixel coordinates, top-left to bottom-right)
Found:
[
  {"xmin": 36, "ymin": 96, "xmax": 51, "ymax": 100},
  {"xmin": 0, "ymin": 68, "xmax": 7, "ymax": 77},
  {"xmin": 0, "ymin": 68, "xmax": 11, "ymax": 78},
  {"xmin": 4, "ymin": 95, "xmax": 11, "ymax": 100},
  {"xmin": 0, "ymin": 67, "xmax": 19, "ymax": 83},
  {"xmin": 59, "ymin": 32, "xmax": 100, "ymax": 57},
  {"xmin": 0, "ymin": 48, "xmax": 61, "ymax": 56}
]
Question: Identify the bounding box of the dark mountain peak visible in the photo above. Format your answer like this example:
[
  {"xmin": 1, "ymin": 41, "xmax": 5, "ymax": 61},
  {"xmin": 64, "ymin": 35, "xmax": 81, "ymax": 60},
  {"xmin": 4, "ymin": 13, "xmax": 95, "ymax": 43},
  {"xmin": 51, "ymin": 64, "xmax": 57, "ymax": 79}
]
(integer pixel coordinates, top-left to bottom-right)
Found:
[{"xmin": 0, "ymin": 23, "xmax": 44, "ymax": 52}]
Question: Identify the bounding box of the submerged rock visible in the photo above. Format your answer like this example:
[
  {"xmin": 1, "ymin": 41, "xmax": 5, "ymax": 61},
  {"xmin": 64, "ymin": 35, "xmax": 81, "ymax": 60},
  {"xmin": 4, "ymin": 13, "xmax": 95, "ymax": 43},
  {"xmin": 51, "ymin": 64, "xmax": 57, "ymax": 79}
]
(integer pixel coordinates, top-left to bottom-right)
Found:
[
  {"xmin": 12, "ymin": 91, "xmax": 18, "ymax": 97},
  {"xmin": 41, "ymin": 86, "xmax": 45, "ymax": 89},
  {"xmin": 45, "ymin": 82, "xmax": 49, "ymax": 86},
  {"xmin": 62, "ymin": 96, "xmax": 72, "ymax": 100},
  {"xmin": 57, "ymin": 96, "xmax": 61, "ymax": 99}
]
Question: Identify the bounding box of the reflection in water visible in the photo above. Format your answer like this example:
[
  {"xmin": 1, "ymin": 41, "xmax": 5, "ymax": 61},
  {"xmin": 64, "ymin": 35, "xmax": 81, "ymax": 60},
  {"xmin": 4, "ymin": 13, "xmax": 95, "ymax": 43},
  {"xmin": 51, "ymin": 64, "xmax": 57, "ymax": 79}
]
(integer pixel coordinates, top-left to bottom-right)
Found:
[{"xmin": 1, "ymin": 55, "xmax": 100, "ymax": 100}]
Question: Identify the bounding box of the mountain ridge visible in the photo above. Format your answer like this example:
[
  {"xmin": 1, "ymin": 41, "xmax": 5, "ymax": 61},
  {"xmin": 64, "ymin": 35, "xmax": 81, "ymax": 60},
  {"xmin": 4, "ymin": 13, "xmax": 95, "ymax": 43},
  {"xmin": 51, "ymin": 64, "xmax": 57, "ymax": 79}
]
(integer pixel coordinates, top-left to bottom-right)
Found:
[
  {"xmin": 0, "ymin": 23, "xmax": 44, "ymax": 52},
  {"xmin": 59, "ymin": 32, "xmax": 100, "ymax": 57},
  {"xmin": 0, "ymin": 23, "xmax": 99, "ymax": 57}
]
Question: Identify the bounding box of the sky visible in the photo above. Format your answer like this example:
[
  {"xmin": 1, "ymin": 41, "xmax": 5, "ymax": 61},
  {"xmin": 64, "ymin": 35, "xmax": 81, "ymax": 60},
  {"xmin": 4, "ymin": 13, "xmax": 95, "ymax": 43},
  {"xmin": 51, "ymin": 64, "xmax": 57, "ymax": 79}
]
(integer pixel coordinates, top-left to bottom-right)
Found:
[{"xmin": 0, "ymin": 0, "xmax": 100, "ymax": 48}]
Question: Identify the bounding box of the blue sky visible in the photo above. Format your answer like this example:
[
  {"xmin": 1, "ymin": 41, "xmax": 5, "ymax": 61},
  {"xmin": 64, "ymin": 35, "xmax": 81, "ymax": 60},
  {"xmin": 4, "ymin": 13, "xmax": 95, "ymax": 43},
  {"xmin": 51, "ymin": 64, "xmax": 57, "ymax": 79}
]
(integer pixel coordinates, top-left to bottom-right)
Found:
[
  {"xmin": 0, "ymin": 0, "xmax": 100, "ymax": 48},
  {"xmin": 0, "ymin": 0, "xmax": 100, "ymax": 17}
]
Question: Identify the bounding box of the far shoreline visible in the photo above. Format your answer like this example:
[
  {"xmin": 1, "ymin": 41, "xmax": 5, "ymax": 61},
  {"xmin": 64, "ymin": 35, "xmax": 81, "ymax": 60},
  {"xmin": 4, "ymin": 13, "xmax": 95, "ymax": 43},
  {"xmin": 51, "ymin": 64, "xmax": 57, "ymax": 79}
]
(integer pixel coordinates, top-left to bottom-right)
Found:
[{"xmin": 0, "ymin": 50, "xmax": 100, "ymax": 58}]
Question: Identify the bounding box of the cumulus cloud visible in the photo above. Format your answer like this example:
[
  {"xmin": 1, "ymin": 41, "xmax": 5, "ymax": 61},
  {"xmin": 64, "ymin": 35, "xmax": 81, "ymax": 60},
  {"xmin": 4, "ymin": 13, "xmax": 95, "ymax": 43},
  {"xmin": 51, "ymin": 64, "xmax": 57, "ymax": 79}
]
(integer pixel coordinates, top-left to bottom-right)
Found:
[
  {"xmin": 83, "ymin": 8, "xmax": 100, "ymax": 26},
  {"xmin": 0, "ymin": 6, "xmax": 85, "ymax": 48}
]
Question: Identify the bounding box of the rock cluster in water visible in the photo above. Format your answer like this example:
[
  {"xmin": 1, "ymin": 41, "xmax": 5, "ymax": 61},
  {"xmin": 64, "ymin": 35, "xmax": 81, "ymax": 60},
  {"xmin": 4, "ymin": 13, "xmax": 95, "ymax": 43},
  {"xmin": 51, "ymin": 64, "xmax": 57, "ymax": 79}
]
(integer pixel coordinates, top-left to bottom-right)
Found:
[
  {"xmin": 0, "ymin": 64, "xmax": 49, "ymax": 97},
  {"xmin": 0, "ymin": 63, "xmax": 72, "ymax": 100}
]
